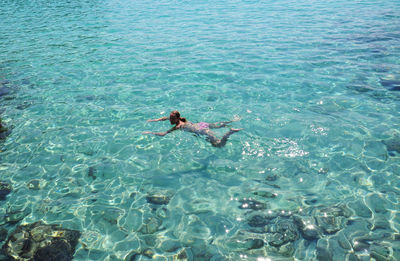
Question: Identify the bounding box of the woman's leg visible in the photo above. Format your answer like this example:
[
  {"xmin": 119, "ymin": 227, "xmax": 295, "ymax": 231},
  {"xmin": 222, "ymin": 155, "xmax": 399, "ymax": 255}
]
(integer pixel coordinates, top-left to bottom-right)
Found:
[
  {"xmin": 208, "ymin": 116, "xmax": 240, "ymax": 129},
  {"xmin": 208, "ymin": 128, "xmax": 242, "ymax": 148}
]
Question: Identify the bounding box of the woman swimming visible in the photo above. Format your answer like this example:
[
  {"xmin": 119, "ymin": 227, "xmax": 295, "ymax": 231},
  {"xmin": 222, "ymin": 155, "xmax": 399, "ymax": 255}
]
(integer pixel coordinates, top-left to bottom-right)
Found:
[{"xmin": 143, "ymin": 110, "xmax": 242, "ymax": 148}]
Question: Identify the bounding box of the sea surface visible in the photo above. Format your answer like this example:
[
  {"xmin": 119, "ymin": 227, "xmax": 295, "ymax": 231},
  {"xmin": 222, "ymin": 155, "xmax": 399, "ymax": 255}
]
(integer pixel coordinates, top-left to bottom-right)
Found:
[{"xmin": 1, "ymin": 0, "xmax": 400, "ymax": 260}]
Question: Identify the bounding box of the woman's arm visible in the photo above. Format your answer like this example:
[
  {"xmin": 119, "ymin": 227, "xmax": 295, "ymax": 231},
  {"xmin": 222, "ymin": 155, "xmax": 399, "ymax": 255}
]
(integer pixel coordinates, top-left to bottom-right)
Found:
[
  {"xmin": 143, "ymin": 126, "xmax": 177, "ymax": 136},
  {"xmin": 147, "ymin": 116, "xmax": 168, "ymax": 122}
]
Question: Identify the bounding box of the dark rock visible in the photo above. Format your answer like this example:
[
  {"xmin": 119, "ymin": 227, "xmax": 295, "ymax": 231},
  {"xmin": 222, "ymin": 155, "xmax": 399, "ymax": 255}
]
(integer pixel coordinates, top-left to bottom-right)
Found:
[
  {"xmin": 316, "ymin": 246, "xmax": 332, "ymax": 261},
  {"xmin": 348, "ymin": 200, "xmax": 372, "ymax": 218},
  {"xmin": 352, "ymin": 239, "xmax": 370, "ymax": 252},
  {"xmin": 88, "ymin": 166, "xmax": 97, "ymax": 180},
  {"xmin": 383, "ymin": 138, "xmax": 400, "ymax": 155},
  {"xmin": 369, "ymin": 244, "xmax": 390, "ymax": 261},
  {"xmin": 278, "ymin": 242, "xmax": 294, "ymax": 257},
  {"xmin": 305, "ymin": 198, "xmax": 318, "ymax": 205},
  {"xmin": 174, "ymin": 248, "xmax": 193, "ymax": 260},
  {"xmin": 337, "ymin": 231, "xmax": 352, "ymax": 250},
  {"xmin": 380, "ymin": 79, "xmax": 400, "ymax": 91},
  {"xmin": 158, "ymin": 240, "xmax": 181, "ymax": 252},
  {"xmin": 316, "ymin": 239, "xmax": 332, "ymax": 261},
  {"xmin": 372, "ymin": 216, "xmax": 391, "ymax": 231},
  {"xmin": 225, "ymin": 230, "xmax": 265, "ymax": 251},
  {"xmin": 3, "ymin": 221, "xmax": 80, "ymax": 261},
  {"xmin": 313, "ymin": 205, "xmax": 350, "ymax": 234},
  {"xmin": 34, "ymin": 240, "xmax": 72, "ymax": 261},
  {"xmin": 0, "ymin": 228, "xmax": 8, "ymax": 242},
  {"xmin": 5, "ymin": 207, "xmax": 30, "ymax": 224},
  {"xmin": 0, "ymin": 118, "xmax": 11, "ymax": 140},
  {"xmin": 16, "ymin": 101, "xmax": 32, "ymax": 110},
  {"xmin": 293, "ymin": 215, "xmax": 321, "ymax": 241},
  {"xmin": 246, "ymin": 212, "xmax": 271, "ymax": 227},
  {"xmin": 146, "ymin": 191, "xmax": 172, "ymax": 205},
  {"xmin": 266, "ymin": 217, "xmax": 298, "ymax": 247},
  {"xmin": 0, "ymin": 181, "xmax": 12, "ymax": 200},
  {"xmin": 27, "ymin": 180, "xmax": 41, "ymax": 190},
  {"xmin": 238, "ymin": 198, "xmax": 266, "ymax": 210},
  {"xmin": 140, "ymin": 217, "xmax": 162, "ymax": 234},
  {"xmin": 225, "ymin": 236, "xmax": 264, "ymax": 251},
  {"xmin": 0, "ymin": 86, "xmax": 11, "ymax": 97},
  {"xmin": 265, "ymin": 173, "xmax": 278, "ymax": 181},
  {"xmin": 253, "ymin": 191, "xmax": 277, "ymax": 199},
  {"xmin": 366, "ymin": 193, "xmax": 388, "ymax": 214},
  {"xmin": 142, "ymin": 249, "xmax": 154, "ymax": 258},
  {"xmin": 346, "ymin": 253, "xmax": 360, "ymax": 261}
]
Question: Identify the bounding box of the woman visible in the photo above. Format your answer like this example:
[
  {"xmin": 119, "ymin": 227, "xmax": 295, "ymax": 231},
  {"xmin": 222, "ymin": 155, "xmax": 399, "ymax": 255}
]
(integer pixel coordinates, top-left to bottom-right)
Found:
[{"xmin": 144, "ymin": 110, "xmax": 242, "ymax": 148}]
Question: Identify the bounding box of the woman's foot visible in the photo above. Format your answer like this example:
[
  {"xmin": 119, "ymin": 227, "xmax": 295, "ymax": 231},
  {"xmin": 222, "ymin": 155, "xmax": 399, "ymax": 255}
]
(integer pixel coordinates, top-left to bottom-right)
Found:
[{"xmin": 230, "ymin": 128, "xmax": 243, "ymax": 132}]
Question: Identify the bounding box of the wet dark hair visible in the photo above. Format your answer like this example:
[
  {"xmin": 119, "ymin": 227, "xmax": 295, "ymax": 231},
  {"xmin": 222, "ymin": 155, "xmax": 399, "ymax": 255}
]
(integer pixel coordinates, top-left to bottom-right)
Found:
[{"xmin": 170, "ymin": 110, "xmax": 187, "ymax": 122}]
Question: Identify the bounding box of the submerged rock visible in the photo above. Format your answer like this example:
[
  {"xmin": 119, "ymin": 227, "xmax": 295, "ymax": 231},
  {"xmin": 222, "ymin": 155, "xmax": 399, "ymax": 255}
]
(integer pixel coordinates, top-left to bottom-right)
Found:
[
  {"xmin": 380, "ymin": 78, "xmax": 400, "ymax": 91},
  {"xmin": 146, "ymin": 191, "xmax": 173, "ymax": 205},
  {"xmin": 253, "ymin": 191, "xmax": 277, "ymax": 199},
  {"xmin": 0, "ymin": 228, "xmax": 8, "ymax": 242},
  {"xmin": 3, "ymin": 221, "xmax": 80, "ymax": 261},
  {"xmin": 140, "ymin": 217, "xmax": 162, "ymax": 234},
  {"xmin": 225, "ymin": 231, "xmax": 264, "ymax": 251},
  {"xmin": 383, "ymin": 138, "xmax": 400, "ymax": 155},
  {"xmin": 246, "ymin": 212, "xmax": 272, "ymax": 227},
  {"xmin": 313, "ymin": 205, "xmax": 350, "ymax": 235},
  {"xmin": 27, "ymin": 180, "xmax": 41, "ymax": 190},
  {"xmin": 265, "ymin": 217, "xmax": 298, "ymax": 247},
  {"xmin": 0, "ymin": 181, "xmax": 12, "ymax": 200},
  {"xmin": 238, "ymin": 198, "xmax": 266, "ymax": 210},
  {"xmin": 370, "ymin": 244, "xmax": 391, "ymax": 261},
  {"xmin": 293, "ymin": 215, "xmax": 321, "ymax": 241},
  {"xmin": 0, "ymin": 119, "xmax": 11, "ymax": 140}
]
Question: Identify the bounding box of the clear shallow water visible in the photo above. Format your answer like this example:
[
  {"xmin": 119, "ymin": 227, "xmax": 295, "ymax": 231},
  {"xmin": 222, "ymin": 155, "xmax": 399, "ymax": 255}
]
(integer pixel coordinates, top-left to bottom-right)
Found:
[{"xmin": 1, "ymin": 0, "xmax": 400, "ymax": 260}]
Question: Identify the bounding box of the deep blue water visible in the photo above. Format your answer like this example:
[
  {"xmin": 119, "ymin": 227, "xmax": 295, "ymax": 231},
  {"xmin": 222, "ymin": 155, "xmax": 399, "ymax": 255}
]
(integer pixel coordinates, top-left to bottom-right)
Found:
[{"xmin": 1, "ymin": 0, "xmax": 400, "ymax": 260}]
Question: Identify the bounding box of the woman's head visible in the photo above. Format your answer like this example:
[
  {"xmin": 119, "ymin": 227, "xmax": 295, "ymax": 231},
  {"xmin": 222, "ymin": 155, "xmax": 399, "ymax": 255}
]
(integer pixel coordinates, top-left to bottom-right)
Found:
[{"xmin": 169, "ymin": 110, "xmax": 186, "ymax": 124}]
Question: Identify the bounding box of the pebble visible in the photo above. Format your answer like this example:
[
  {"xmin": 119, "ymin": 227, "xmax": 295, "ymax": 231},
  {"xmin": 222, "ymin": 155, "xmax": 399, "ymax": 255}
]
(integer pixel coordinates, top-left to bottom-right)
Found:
[{"xmin": 0, "ymin": 181, "xmax": 12, "ymax": 200}]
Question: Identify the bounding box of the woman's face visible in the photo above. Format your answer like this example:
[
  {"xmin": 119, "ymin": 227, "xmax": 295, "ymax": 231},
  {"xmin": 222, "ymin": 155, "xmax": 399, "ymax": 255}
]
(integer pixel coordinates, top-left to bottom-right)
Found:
[{"xmin": 169, "ymin": 114, "xmax": 178, "ymax": 124}]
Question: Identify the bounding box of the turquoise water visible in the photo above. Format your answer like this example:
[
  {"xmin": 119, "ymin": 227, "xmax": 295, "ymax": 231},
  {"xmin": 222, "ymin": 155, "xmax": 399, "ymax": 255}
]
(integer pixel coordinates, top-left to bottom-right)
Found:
[{"xmin": 1, "ymin": 0, "xmax": 400, "ymax": 259}]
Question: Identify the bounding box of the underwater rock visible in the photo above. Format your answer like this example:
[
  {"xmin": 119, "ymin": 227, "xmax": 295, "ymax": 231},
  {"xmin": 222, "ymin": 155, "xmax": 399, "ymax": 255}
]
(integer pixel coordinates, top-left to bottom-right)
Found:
[
  {"xmin": 140, "ymin": 217, "xmax": 162, "ymax": 234},
  {"xmin": 278, "ymin": 242, "xmax": 295, "ymax": 257},
  {"xmin": 352, "ymin": 236, "xmax": 371, "ymax": 252},
  {"xmin": 238, "ymin": 198, "xmax": 266, "ymax": 210},
  {"xmin": 27, "ymin": 180, "xmax": 41, "ymax": 190},
  {"xmin": 158, "ymin": 239, "xmax": 182, "ymax": 253},
  {"xmin": 265, "ymin": 217, "xmax": 298, "ymax": 247},
  {"xmin": 15, "ymin": 101, "xmax": 32, "ymax": 110},
  {"xmin": 313, "ymin": 205, "xmax": 350, "ymax": 235},
  {"xmin": 246, "ymin": 212, "xmax": 273, "ymax": 227},
  {"xmin": 383, "ymin": 138, "xmax": 400, "ymax": 155},
  {"xmin": 0, "ymin": 86, "xmax": 11, "ymax": 97},
  {"xmin": 370, "ymin": 244, "xmax": 391, "ymax": 261},
  {"xmin": 225, "ymin": 236, "xmax": 264, "ymax": 251},
  {"xmin": 348, "ymin": 200, "xmax": 372, "ymax": 218},
  {"xmin": 88, "ymin": 166, "xmax": 97, "ymax": 180},
  {"xmin": 0, "ymin": 228, "xmax": 8, "ymax": 242},
  {"xmin": 337, "ymin": 231, "xmax": 352, "ymax": 251},
  {"xmin": 293, "ymin": 215, "xmax": 321, "ymax": 241},
  {"xmin": 34, "ymin": 240, "xmax": 73, "ymax": 261},
  {"xmin": 173, "ymin": 247, "xmax": 194, "ymax": 260},
  {"xmin": 265, "ymin": 173, "xmax": 278, "ymax": 181},
  {"xmin": 380, "ymin": 78, "xmax": 400, "ymax": 91},
  {"xmin": 146, "ymin": 191, "xmax": 172, "ymax": 205},
  {"xmin": 0, "ymin": 181, "xmax": 12, "ymax": 200},
  {"xmin": 252, "ymin": 191, "xmax": 277, "ymax": 199},
  {"xmin": 366, "ymin": 193, "xmax": 388, "ymax": 214},
  {"xmin": 316, "ymin": 239, "xmax": 332, "ymax": 261},
  {"xmin": 371, "ymin": 215, "xmax": 391, "ymax": 231},
  {"xmin": 3, "ymin": 221, "xmax": 80, "ymax": 261},
  {"xmin": 346, "ymin": 253, "xmax": 360, "ymax": 261}
]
